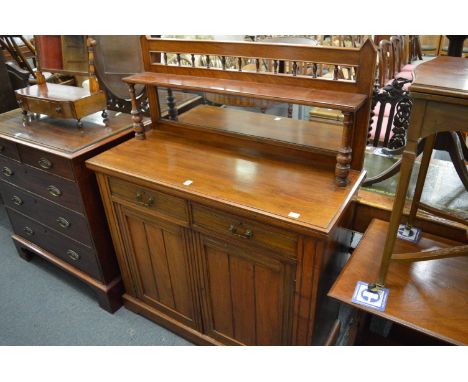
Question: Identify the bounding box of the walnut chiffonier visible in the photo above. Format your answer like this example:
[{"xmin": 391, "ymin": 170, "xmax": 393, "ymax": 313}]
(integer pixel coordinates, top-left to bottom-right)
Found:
[
  {"xmin": 0, "ymin": 109, "xmax": 148, "ymax": 312},
  {"xmin": 86, "ymin": 37, "xmax": 377, "ymax": 344}
]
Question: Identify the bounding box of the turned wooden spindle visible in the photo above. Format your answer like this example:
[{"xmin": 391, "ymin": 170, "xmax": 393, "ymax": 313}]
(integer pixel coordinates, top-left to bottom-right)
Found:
[
  {"xmin": 335, "ymin": 112, "xmax": 354, "ymax": 186},
  {"xmin": 221, "ymin": 56, "xmax": 226, "ymax": 70},
  {"xmin": 273, "ymin": 60, "xmax": 279, "ymax": 74},
  {"xmin": 255, "ymin": 58, "xmax": 260, "ymax": 72},
  {"xmin": 206, "ymin": 55, "xmax": 210, "ymax": 69},
  {"xmin": 87, "ymin": 37, "xmax": 100, "ymax": 93},
  {"xmin": 238, "ymin": 57, "xmax": 242, "ymax": 71},
  {"xmin": 312, "ymin": 63, "xmax": 318, "ymax": 78},
  {"xmin": 191, "ymin": 54, "xmax": 195, "ymax": 67},
  {"xmin": 292, "ymin": 61, "xmax": 298, "ymax": 76},
  {"xmin": 128, "ymin": 83, "xmax": 145, "ymax": 140},
  {"xmin": 177, "ymin": 53, "xmax": 181, "ymax": 66},
  {"xmin": 163, "ymin": 52, "xmax": 168, "ymax": 65},
  {"xmin": 333, "ymin": 65, "xmax": 339, "ymax": 80},
  {"xmin": 166, "ymin": 88, "xmax": 178, "ymax": 121}
]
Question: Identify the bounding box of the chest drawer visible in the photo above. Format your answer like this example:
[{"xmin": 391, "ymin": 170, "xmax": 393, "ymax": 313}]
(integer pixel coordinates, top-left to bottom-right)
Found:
[
  {"xmin": 0, "ymin": 156, "xmax": 84, "ymax": 213},
  {"xmin": 7, "ymin": 208, "xmax": 102, "ymax": 280},
  {"xmin": 192, "ymin": 204, "xmax": 298, "ymax": 257},
  {"xmin": 18, "ymin": 145, "xmax": 75, "ymax": 180},
  {"xmin": 0, "ymin": 181, "xmax": 93, "ymax": 247},
  {"xmin": 20, "ymin": 96, "xmax": 75, "ymax": 119},
  {"xmin": 109, "ymin": 177, "xmax": 189, "ymax": 224},
  {"xmin": 0, "ymin": 137, "xmax": 21, "ymax": 162}
]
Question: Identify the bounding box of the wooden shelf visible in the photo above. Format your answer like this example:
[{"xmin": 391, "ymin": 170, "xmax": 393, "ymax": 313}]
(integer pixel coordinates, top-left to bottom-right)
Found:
[
  {"xmin": 123, "ymin": 72, "xmax": 367, "ymax": 112},
  {"xmin": 174, "ymin": 104, "xmax": 343, "ymax": 154},
  {"xmin": 15, "ymin": 83, "xmax": 98, "ymax": 102},
  {"xmin": 328, "ymin": 218, "xmax": 468, "ymax": 345}
]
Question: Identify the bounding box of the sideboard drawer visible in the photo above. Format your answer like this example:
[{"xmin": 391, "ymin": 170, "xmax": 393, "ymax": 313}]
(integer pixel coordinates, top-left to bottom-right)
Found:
[
  {"xmin": 8, "ymin": 208, "xmax": 102, "ymax": 280},
  {"xmin": 192, "ymin": 204, "xmax": 298, "ymax": 257},
  {"xmin": 0, "ymin": 137, "xmax": 21, "ymax": 162},
  {"xmin": 19, "ymin": 145, "xmax": 75, "ymax": 180},
  {"xmin": 109, "ymin": 177, "xmax": 189, "ymax": 224},
  {"xmin": 0, "ymin": 181, "xmax": 93, "ymax": 247}
]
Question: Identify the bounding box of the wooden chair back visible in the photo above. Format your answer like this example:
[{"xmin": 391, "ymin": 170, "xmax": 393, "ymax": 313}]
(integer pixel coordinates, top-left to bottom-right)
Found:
[
  {"xmin": 390, "ymin": 35, "xmax": 403, "ymax": 75},
  {"xmin": 377, "ymin": 40, "xmax": 394, "ymax": 88}
]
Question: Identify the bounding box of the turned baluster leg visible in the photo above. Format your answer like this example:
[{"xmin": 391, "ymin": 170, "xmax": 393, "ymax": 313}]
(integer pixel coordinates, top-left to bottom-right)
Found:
[
  {"xmin": 335, "ymin": 112, "xmax": 354, "ymax": 186},
  {"xmin": 128, "ymin": 83, "xmax": 145, "ymax": 140},
  {"xmin": 166, "ymin": 88, "xmax": 178, "ymax": 121}
]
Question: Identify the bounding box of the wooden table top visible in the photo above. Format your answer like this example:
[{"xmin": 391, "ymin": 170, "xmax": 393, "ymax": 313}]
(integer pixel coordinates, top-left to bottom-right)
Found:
[
  {"xmin": 411, "ymin": 56, "xmax": 468, "ymax": 100},
  {"xmin": 15, "ymin": 83, "xmax": 99, "ymax": 101},
  {"xmin": 86, "ymin": 129, "xmax": 365, "ymax": 234},
  {"xmin": 176, "ymin": 105, "xmax": 342, "ymax": 154},
  {"xmin": 0, "ymin": 109, "xmax": 143, "ymax": 158},
  {"xmin": 328, "ymin": 219, "xmax": 468, "ymax": 345},
  {"xmin": 124, "ymin": 72, "xmax": 368, "ymax": 112}
]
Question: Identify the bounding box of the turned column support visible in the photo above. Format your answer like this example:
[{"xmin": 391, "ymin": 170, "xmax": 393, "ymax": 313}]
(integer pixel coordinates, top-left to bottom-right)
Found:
[
  {"xmin": 166, "ymin": 88, "xmax": 178, "ymax": 121},
  {"xmin": 128, "ymin": 83, "xmax": 145, "ymax": 140},
  {"xmin": 335, "ymin": 112, "xmax": 354, "ymax": 187}
]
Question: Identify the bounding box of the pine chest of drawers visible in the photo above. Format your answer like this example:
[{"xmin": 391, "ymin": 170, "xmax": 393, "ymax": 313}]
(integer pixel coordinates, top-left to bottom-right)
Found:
[{"xmin": 0, "ymin": 109, "xmax": 145, "ymax": 312}]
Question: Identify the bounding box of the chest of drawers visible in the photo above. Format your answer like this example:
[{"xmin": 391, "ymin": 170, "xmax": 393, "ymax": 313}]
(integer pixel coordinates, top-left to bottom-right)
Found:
[{"xmin": 0, "ymin": 109, "xmax": 145, "ymax": 312}]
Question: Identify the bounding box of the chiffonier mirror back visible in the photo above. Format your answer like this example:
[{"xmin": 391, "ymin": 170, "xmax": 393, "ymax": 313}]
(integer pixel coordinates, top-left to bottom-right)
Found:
[{"xmin": 124, "ymin": 36, "xmax": 377, "ymax": 186}]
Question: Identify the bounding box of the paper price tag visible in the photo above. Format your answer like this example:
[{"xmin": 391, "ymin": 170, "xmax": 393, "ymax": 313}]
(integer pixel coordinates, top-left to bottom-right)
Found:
[{"xmin": 397, "ymin": 224, "xmax": 421, "ymax": 243}]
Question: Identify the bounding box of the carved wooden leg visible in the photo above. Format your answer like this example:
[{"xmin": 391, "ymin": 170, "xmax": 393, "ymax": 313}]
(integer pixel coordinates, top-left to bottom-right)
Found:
[
  {"xmin": 128, "ymin": 83, "xmax": 145, "ymax": 140},
  {"xmin": 166, "ymin": 88, "xmax": 178, "ymax": 121},
  {"xmin": 335, "ymin": 112, "xmax": 354, "ymax": 187},
  {"xmin": 93, "ymin": 278, "xmax": 124, "ymax": 314}
]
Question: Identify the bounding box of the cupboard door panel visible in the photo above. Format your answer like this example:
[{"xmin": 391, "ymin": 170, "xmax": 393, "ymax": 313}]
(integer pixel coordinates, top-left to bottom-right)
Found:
[
  {"xmin": 200, "ymin": 236, "xmax": 294, "ymax": 345},
  {"xmin": 118, "ymin": 205, "xmax": 199, "ymax": 329}
]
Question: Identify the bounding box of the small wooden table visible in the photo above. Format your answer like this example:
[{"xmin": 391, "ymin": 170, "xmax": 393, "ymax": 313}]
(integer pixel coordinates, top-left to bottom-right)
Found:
[{"xmin": 328, "ymin": 219, "xmax": 468, "ymax": 345}]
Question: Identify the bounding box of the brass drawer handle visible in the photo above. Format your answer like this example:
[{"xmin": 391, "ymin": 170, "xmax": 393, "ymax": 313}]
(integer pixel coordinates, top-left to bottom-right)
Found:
[
  {"xmin": 38, "ymin": 157, "xmax": 53, "ymax": 169},
  {"xmin": 2, "ymin": 166, "xmax": 13, "ymax": 177},
  {"xmin": 23, "ymin": 226, "xmax": 34, "ymax": 236},
  {"xmin": 66, "ymin": 249, "xmax": 80, "ymax": 261},
  {"xmin": 135, "ymin": 192, "xmax": 155, "ymax": 208},
  {"xmin": 228, "ymin": 224, "xmax": 253, "ymax": 239},
  {"xmin": 56, "ymin": 217, "xmax": 71, "ymax": 229},
  {"xmin": 12, "ymin": 195, "xmax": 23, "ymax": 206},
  {"xmin": 47, "ymin": 185, "xmax": 62, "ymax": 197}
]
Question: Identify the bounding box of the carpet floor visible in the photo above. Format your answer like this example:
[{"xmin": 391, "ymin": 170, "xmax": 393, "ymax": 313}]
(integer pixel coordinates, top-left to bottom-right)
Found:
[{"xmin": 0, "ymin": 205, "xmax": 192, "ymax": 346}]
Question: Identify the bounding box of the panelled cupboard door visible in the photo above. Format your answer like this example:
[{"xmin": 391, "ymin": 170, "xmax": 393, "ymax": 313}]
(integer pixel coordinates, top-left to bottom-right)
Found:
[
  {"xmin": 115, "ymin": 205, "xmax": 200, "ymax": 330},
  {"xmin": 197, "ymin": 235, "xmax": 295, "ymax": 345}
]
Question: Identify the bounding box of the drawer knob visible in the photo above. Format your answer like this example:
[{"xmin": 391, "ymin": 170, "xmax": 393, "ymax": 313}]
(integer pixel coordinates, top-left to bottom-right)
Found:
[
  {"xmin": 23, "ymin": 226, "xmax": 34, "ymax": 236},
  {"xmin": 136, "ymin": 192, "xmax": 155, "ymax": 208},
  {"xmin": 56, "ymin": 217, "xmax": 71, "ymax": 229},
  {"xmin": 228, "ymin": 224, "xmax": 253, "ymax": 239},
  {"xmin": 2, "ymin": 166, "xmax": 13, "ymax": 177},
  {"xmin": 55, "ymin": 106, "xmax": 62, "ymax": 113},
  {"xmin": 66, "ymin": 249, "xmax": 80, "ymax": 261},
  {"xmin": 38, "ymin": 157, "xmax": 53, "ymax": 169},
  {"xmin": 12, "ymin": 195, "xmax": 23, "ymax": 206},
  {"xmin": 47, "ymin": 185, "xmax": 62, "ymax": 197}
]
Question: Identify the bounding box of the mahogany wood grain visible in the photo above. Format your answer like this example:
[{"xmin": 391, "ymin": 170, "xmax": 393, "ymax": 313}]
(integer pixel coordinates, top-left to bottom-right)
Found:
[
  {"xmin": 86, "ymin": 130, "xmax": 364, "ymax": 234},
  {"xmin": 328, "ymin": 219, "xmax": 468, "ymax": 345},
  {"xmin": 125, "ymin": 72, "xmax": 367, "ymax": 112},
  {"xmin": 410, "ymin": 56, "xmax": 468, "ymax": 99}
]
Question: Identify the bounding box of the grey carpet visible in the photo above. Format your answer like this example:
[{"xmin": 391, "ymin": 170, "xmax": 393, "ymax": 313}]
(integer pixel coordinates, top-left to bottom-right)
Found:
[{"xmin": 0, "ymin": 205, "xmax": 192, "ymax": 346}]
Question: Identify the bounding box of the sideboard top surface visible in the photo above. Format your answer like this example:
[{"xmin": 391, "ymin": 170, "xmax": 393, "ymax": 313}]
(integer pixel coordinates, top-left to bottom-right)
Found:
[
  {"xmin": 86, "ymin": 130, "xmax": 364, "ymax": 234},
  {"xmin": 15, "ymin": 83, "xmax": 97, "ymax": 101},
  {"xmin": 0, "ymin": 109, "xmax": 137, "ymax": 158}
]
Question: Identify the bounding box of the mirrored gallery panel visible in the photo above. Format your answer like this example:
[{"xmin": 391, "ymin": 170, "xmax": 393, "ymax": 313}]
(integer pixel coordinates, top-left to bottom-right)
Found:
[{"xmin": 157, "ymin": 87, "xmax": 344, "ymax": 154}]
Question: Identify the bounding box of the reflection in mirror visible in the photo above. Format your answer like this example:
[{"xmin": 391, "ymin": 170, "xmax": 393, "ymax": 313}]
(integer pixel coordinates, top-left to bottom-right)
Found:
[{"xmin": 158, "ymin": 87, "xmax": 344, "ymax": 154}]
